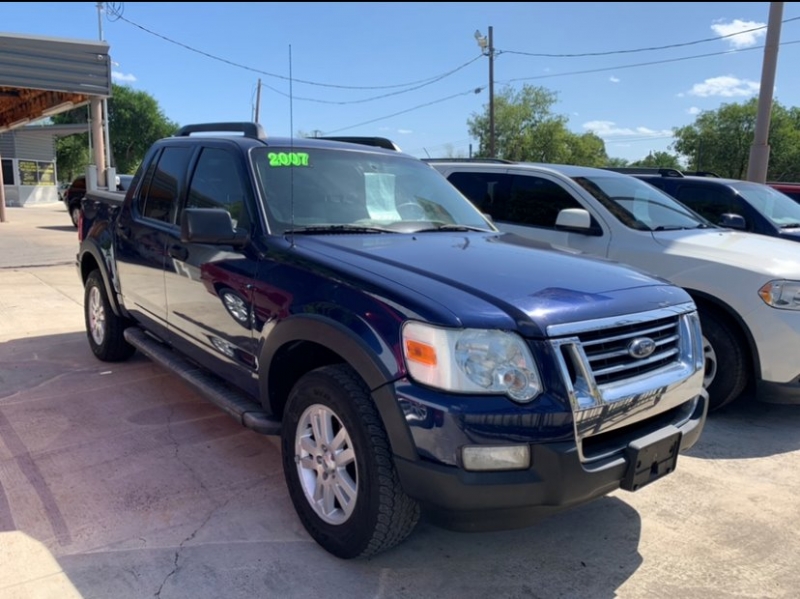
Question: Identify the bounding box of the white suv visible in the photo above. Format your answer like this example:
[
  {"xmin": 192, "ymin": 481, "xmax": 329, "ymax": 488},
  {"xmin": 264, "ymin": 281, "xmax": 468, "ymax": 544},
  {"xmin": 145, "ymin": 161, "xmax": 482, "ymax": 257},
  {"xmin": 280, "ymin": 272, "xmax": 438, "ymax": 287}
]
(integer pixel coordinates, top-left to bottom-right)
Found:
[{"xmin": 431, "ymin": 160, "xmax": 800, "ymax": 411}]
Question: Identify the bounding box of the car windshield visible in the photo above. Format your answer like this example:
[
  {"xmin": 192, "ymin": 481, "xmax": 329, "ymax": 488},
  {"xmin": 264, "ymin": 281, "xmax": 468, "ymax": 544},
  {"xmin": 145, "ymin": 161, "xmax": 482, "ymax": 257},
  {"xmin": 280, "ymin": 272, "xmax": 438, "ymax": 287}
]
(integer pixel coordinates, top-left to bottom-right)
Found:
[
  {"xmin": 251, "ymin": 147, "xmax": 495, "ymax": 235},
  {"xmin": 571, "ymin": 174, "xmax": 710, "ymax": 231},
  {"xmin": 730, "ymin": 181, "xmax": 800, "ymax": 228}
]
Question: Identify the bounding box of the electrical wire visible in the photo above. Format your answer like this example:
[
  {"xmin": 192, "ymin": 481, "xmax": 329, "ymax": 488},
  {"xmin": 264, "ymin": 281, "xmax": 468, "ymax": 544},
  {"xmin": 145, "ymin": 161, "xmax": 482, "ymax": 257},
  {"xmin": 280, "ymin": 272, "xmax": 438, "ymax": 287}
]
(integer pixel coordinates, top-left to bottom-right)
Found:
[
  {"xmin": 499, "ymin": 39, "xmax": 800, "ymax": 84},
  {"xmin": 500, "ymin": 15, "xmax": 800, "ymax": 58}
]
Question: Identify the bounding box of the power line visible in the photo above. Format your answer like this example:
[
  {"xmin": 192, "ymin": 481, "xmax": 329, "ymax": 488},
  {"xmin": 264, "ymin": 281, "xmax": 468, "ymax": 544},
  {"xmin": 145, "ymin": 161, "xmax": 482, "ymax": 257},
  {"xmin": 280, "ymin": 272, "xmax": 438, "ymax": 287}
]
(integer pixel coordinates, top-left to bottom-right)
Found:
[
  {"xmin": 500, "ymin": 15, "xmax": 800, "ymax": 58},
  {"xmin": 106, "ymin": 6, "xmax": 481, "ymax": 93},
  {"xmin": 322, "ymin": 87, "xmax": 486, "ymax": 135},
  {"xmin": 499, "ymin": 39, "xmax": 800, "ymax": 83}
]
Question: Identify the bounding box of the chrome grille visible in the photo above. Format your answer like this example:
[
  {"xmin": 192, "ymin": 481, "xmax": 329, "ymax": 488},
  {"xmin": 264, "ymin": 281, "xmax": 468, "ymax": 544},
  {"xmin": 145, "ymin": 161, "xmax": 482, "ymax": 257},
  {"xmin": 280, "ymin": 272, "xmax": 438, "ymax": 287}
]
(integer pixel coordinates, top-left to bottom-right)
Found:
[{"xmin": 576, "ymin": 315, "xmax": 680, "ymax": 385}]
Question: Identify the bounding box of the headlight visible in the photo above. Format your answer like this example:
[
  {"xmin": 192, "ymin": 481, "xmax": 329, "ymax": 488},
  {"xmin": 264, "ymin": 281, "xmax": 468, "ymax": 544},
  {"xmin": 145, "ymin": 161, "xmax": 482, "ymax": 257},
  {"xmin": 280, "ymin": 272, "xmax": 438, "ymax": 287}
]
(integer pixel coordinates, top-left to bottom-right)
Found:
[
  {"xmin": 402, "ymin": 322, "xmax": 542, "ymax": 402},
  {"xmin": 758, "ymin": 280, "xmax": 800, "ymax": 310}
]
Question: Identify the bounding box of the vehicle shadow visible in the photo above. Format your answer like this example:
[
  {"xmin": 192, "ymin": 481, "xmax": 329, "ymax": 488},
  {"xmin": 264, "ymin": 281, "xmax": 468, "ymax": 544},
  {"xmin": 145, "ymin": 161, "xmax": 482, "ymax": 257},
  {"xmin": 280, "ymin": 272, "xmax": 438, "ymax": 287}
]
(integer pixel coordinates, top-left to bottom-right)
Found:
[
  {"xmin": 37, "ymin": 225, "xmax": 77, "ymax": 233},
  {"xmin": 1, "ymin": 331, "xmax": 644, "ymax": 599},
  {"xmin": 685, "ymin": 390, "xmax": 800, "ymax": 460}
]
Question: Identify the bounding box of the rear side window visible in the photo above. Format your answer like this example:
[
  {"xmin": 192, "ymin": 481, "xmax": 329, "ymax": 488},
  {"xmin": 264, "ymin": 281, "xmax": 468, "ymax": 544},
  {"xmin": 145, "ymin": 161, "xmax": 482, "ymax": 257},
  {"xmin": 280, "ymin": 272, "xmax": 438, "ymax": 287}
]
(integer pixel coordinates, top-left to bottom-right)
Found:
[{"xmin": 139, "ymin": 147, "xmax": 193, "ymax": 224}]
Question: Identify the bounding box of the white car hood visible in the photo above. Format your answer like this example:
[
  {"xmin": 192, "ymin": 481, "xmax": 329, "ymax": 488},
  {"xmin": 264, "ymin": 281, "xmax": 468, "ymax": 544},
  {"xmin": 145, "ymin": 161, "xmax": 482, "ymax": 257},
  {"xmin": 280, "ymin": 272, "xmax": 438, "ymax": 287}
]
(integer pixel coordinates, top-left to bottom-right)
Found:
[{"xmin": 652, "ymin": 228, "xmax": 800, "ymax": 277}]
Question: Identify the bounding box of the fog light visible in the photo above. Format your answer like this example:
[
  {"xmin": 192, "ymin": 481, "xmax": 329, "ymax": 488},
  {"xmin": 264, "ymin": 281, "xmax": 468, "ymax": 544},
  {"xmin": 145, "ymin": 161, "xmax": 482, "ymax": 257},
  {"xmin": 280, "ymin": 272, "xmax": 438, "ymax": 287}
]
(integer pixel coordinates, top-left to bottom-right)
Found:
[{"xmin": 462, "ymin": 445, "xmax": 530, "ymax": 471}]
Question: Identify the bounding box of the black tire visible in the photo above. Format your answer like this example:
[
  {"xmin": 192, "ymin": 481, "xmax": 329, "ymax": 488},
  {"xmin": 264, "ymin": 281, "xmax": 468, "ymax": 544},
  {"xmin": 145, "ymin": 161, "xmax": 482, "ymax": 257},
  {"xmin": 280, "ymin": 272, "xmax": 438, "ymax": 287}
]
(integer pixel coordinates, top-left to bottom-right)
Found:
[
  {"xmin": 699, "ymin": 307, "xmax": 748, "ymax": 411},
  {"xmin": 84, "ymin": 270, "xmax": 135, "ymax": 362},
  {"xmin": 70, "ymin": 205, "xmax": 81, "ymax": 228},
  {"xmin": 282, "ymin": 364, "xmax": 420, "ymax": 559}
]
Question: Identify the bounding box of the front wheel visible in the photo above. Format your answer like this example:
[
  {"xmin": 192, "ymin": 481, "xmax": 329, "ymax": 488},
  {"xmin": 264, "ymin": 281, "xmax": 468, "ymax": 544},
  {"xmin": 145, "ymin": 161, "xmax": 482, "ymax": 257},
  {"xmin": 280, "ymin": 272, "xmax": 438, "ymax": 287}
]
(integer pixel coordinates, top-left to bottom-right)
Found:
[
  {"xmin": 699, "ymin": 308, "xmax": 748, "ymax": 411},
  {"xmin": 84, "ymin": 270, "xmax": 135, "ymax": 362},
  {"xmin": 281, "ymin": 364, "xmax": 420, "ymax": 559}
]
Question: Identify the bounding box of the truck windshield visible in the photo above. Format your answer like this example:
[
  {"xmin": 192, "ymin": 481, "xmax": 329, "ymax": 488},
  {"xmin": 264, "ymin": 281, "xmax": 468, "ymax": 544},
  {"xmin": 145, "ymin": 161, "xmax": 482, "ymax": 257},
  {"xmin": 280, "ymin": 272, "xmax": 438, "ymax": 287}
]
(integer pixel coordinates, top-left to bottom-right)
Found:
[
  {"xmin": 251, "ymin": 147, "xmax": 495, "ymax": 235},
  {"xmin": 730, "ymin": 181, "xmax": 800, "ymax": 228},
  {"xmin": 572, "ymin": 175, "xmax": 711, "ymax": 231}
]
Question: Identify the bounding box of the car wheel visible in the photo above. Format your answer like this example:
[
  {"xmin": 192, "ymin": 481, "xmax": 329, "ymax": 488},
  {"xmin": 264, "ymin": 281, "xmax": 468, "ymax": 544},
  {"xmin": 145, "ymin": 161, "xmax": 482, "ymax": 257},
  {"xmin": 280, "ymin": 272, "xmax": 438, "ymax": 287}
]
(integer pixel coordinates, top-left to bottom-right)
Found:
[
  {"xmin": 698, "ymin": 308, "xmax": 748, "ymax": 411},
  {"xmin": 70, "ymin": 205, "xmax": 81, "ymax": 228},
  {"xmin": 282, "ymin": 364, "xmax": 420, "ymax": 559},
  {"xmin": 84, "ymin": 270, "xmax": 135, "ymax": 362}
]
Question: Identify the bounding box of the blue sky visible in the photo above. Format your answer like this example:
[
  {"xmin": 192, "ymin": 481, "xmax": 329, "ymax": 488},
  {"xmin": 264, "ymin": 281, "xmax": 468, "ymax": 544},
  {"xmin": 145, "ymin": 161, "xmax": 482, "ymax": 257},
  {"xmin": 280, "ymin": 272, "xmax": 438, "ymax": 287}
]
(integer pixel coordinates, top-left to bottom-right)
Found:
[{"xmin": 3, "ymin": 2, "xmax": 799, "ymax": 162}]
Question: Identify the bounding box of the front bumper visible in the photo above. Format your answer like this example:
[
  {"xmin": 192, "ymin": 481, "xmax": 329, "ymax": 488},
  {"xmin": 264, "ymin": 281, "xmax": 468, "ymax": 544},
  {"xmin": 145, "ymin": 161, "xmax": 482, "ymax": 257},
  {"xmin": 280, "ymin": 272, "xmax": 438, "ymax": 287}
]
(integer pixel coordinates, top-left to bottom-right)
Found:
[{"xmin": 394, "ymin": 392, "xmax": 707, "ymax": 532}]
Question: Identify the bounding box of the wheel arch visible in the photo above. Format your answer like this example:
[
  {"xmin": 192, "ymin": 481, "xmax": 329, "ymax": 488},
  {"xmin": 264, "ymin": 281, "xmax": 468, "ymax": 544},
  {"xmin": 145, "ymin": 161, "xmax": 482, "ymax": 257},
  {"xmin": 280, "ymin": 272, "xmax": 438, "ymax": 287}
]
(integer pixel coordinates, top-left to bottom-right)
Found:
[{"xmin": 79, "ymin": 244, "xmax": 127, "ymax": 318}]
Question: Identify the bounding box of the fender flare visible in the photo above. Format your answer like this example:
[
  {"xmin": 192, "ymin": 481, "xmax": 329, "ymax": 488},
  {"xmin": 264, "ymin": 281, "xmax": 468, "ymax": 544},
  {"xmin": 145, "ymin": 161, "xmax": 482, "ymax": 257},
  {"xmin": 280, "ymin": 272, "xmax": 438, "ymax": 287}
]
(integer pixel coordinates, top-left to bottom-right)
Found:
[
  {"xmin": 259, "ymin": 314, "xmax": 418, "ymax": 461},
  {"xmin": 79, "ymin": 242, "xmax": 127, "ymax": 319}
]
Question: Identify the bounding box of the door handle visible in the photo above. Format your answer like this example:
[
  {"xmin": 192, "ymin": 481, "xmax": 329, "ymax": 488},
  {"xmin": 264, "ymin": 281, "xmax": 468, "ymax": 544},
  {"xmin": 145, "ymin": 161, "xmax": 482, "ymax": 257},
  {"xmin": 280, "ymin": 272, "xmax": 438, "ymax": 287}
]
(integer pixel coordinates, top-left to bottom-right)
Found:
[{"xmin": 169, "ymin": 245, "xmax": 188, "ymax": 261}]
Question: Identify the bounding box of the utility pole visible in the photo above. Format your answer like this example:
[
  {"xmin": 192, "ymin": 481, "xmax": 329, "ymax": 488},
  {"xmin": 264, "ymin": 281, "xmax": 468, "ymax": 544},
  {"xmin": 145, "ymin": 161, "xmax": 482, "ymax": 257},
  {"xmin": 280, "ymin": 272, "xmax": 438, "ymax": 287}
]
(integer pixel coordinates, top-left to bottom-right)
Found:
[
  {"xmin": 475, "ymin": 27, "xmax": 495, "ymax": 158},
  {"xmin": 96, "ymin": 1, "xmax": 111, "ymax": 187},
  {"xmin": 747, "ymin": 2, "xmax": 784, "ymax": 183},
  {"xmin": 254, "ymin": 78, "xmax": 262, "ymax": 124}
]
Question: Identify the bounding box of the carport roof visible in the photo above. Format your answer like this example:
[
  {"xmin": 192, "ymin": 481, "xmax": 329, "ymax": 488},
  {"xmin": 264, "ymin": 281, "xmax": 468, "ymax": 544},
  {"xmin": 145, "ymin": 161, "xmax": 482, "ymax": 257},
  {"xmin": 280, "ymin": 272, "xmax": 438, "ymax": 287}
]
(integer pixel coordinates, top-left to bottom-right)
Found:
[{"xmin": 0, "ymin": 32, "xmax": 111, "ymax": 132}]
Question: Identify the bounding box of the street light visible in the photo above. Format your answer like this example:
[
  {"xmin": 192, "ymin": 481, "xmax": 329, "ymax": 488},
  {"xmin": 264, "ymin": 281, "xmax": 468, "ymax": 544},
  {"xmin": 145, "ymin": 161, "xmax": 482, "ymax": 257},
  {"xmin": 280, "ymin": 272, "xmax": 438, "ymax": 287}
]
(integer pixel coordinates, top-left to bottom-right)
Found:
[{"xmin": 475, "ymin": 27, "xmax": 495, "ymax": 159}]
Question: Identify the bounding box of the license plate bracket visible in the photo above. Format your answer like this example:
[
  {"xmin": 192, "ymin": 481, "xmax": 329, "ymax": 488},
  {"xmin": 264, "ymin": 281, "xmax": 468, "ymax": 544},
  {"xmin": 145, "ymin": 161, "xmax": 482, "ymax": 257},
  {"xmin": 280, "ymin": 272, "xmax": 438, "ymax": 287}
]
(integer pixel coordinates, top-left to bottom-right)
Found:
[{"xmin": 621, "ymin": 427, "xmax": 682, "ymax": 492}]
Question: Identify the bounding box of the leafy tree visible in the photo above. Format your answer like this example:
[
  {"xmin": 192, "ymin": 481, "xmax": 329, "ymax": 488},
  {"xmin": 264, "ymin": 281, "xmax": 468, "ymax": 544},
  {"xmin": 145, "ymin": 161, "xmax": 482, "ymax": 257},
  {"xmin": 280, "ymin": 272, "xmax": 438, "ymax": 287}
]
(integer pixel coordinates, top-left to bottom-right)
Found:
[
  {"xmin": 606, "ymin": 157, "xmax": 630, "ymax": 167},
  {"xmin": 672, "ymin": 98, "xmax": 800, "ymax": 181},
  {"xmin": 630, "ymin": 151, "xmax": 683, "ymax": 170},
  {"xmin": 55, "ymin": 130, "xmax": 91, "ymax": 183},
  {"xmin": 53, "ymin": 83, "xmax": 179, "ymax": 177},
  {"xmin": 467, "ymin": 84, "xmax": 607, "ymax": 166}
]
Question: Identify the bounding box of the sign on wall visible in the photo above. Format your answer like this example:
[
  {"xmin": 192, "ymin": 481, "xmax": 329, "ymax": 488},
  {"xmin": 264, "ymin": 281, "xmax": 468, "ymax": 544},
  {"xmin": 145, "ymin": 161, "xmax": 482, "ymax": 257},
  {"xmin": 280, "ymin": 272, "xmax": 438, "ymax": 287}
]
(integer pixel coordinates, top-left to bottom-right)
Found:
[{"xmin": 18, "ymin": 160, "xmax": 56, "ymax": 186}]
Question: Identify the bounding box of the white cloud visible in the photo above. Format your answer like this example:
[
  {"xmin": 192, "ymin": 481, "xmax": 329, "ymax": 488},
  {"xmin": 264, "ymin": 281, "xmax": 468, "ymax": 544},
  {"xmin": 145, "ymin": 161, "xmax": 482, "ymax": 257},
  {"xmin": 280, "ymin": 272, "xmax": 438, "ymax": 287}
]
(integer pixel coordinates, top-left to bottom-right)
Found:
[
  {"xmin": 711, "ymin": 19, "xmax": 766, "ymax": 49},
  {"xmin": 112, "ymin": 71, "xmax": 137, "ymax": 83},
  {"xmin": 687, "ymin": 106, "xmax": 701, "ymax": 115},
  {"xmin": 397, "ymin": 128, "xmax": 413, "ymax": 135},
  {"xmin": 687, "ymin": 75, "xmax": 759, "ymax": 97},
  {"xmin": 609, "ymin": 76, "xmax": 620, "ymax": 83},
  {"xmin": 582, "ymin": 120, "xmax": 672, "ymax": 138}
]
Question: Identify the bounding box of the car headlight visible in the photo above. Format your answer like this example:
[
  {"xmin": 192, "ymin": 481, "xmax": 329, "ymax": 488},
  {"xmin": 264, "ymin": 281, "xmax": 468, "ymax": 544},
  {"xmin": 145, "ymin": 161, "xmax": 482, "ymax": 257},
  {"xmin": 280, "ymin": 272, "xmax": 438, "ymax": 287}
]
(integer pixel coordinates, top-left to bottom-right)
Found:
[
  {"xmin": 402, "ymin": 322, "xmax": 542, "ymax": 402},
  {"xmin": 758, "ymin": 280, "xmax": 800, "ymax": 310}
]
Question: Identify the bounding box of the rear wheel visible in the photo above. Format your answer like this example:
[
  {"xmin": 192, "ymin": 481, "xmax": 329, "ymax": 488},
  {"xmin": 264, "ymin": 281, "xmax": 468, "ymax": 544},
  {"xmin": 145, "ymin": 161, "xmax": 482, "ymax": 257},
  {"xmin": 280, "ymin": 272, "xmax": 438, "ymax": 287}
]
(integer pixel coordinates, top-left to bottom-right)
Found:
[
  {"xmin": 70, "ymin": 205, "xmax": 81, "ymax": 228},
  {"xmin": 698, "ymin": 308, "xmax": 748, "ymax": 411},
  {"xmin": 84, "ymin": 270, "xmax": 135, "ymax": 362},
  {"xmin": 281, "ymin": 364, "xmax": 420, "ymax": 559}
]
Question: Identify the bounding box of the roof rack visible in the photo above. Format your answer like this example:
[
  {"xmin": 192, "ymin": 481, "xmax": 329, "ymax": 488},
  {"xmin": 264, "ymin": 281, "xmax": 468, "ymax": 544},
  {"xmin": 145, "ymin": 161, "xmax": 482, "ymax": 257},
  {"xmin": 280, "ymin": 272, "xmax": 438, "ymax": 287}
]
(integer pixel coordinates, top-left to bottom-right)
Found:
[
  {"xmin": 422, "ymin": 157, "xmax": 516, "ymax": 164},
  {"xmin": 174, "ymin": 122, "xmax": 267, "ymax": 140},
  {"xmin": 683, "ymin": 171, "xmax": 720, "ymax": 178},
  {"xmin": 603, "ymin": 167, "xmax": 684, "ymax": 177},
  {"xmin": 314, "ymin": 136, "xmax": 401, "ymax": 151}
]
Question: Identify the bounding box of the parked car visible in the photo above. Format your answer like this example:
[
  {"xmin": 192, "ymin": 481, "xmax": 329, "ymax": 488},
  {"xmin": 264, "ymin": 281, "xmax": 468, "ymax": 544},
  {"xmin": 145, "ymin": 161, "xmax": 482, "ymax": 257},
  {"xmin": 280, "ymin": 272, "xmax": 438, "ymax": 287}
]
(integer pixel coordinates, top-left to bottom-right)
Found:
[
  {"xmin": 431, "ymin": 159, "xmax": 800, "ymax": 411},
  {"xmin": 64, "ymin": 173, "xmax": 134, "ymax": 227},
  {"xmin": 609, "ymin": 168, "xmax": 800, "ymax": 243},
  {"xmin": 76, "ymin": 123, "xmax": 707, "ymax": 558}
]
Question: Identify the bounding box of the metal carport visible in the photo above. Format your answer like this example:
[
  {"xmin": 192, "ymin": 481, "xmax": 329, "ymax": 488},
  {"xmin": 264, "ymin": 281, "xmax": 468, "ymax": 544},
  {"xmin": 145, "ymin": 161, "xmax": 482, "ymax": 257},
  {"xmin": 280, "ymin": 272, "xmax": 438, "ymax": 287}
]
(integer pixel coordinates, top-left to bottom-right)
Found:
[{"xmin": 0, "ymin": 32, "xmax": 112, "ymax": 221}]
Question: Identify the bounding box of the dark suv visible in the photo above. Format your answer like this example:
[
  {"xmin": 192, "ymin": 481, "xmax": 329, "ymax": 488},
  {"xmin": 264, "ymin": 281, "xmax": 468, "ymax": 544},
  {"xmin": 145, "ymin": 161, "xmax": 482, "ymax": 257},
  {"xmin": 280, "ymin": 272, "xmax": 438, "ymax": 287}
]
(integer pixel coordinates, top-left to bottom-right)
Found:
[{"xmin": 611, "ymin": 168, "xmax": 800, "ymax": 243}]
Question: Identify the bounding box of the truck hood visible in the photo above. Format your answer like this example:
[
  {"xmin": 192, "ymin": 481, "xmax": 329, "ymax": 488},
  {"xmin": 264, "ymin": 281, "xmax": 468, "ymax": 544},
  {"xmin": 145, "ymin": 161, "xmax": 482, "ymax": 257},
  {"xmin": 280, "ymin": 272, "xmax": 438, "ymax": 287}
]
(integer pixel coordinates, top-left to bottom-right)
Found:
[
  {"xmin": 294, "ymin": 232, "xmax": 691, "ymax": 336},
  {"xmin": 652, "ymin": 228, "xmax": 800, "ymax": 277}
]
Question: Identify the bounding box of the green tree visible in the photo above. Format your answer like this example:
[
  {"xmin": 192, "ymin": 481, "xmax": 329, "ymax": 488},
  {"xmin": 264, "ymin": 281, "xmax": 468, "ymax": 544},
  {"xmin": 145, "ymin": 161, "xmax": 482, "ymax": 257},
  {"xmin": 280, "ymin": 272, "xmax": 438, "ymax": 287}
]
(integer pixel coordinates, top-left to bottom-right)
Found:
[
  {"xmin": 53, "ymin": 83, "xmax": 179, "ymax": 177},
  {"xmin": 606, "ymin": 156, "xmax": 630, "ymax": 167},
  {"xmin": 671, "ymin": 98, "xmax": 800, "ymax": 181},
  {"xmin": 467, "ymin": 84, "xmax": 607, "ymax": 166},
  {"xmin": 630, "ymin": 151, "xmax": 683, "ymax": 170}
]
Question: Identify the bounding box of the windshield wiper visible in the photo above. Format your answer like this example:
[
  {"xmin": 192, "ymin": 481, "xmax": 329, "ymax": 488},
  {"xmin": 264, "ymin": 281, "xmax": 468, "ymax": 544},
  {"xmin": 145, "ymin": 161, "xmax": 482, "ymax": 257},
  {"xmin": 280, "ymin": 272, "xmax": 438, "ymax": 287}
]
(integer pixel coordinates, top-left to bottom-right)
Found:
[
  {"xmin": 410, "ymin": 224, "xmax": 495, "ymax": 233},
  {"xmin": 284, "ymin": 224, "xmax": 397, "ymax": 235},
  {"xmin": 779, "ymin": 222, "xmax": 800, "ymax": 229},
  {"xmin": 652, "ymin": 225, "xmax": 702, "ymax": 231}
]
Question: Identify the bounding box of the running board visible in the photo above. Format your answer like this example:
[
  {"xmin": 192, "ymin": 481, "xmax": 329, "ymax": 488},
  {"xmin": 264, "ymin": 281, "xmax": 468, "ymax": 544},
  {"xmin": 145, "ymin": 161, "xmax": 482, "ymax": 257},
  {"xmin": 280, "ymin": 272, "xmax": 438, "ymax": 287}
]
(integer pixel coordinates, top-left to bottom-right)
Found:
[{"xmin": 124, "ymin": 327, "xmax": 281, "ymax": 435}]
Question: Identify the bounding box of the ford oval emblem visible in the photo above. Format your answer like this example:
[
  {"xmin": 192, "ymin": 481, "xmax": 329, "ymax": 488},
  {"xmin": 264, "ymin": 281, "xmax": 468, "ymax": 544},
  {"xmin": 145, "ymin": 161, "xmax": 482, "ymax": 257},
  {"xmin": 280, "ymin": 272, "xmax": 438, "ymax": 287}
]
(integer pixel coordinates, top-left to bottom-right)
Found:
[{"xmin": 628, "ymin": 337, "xmax": 656, "ymax": 359}]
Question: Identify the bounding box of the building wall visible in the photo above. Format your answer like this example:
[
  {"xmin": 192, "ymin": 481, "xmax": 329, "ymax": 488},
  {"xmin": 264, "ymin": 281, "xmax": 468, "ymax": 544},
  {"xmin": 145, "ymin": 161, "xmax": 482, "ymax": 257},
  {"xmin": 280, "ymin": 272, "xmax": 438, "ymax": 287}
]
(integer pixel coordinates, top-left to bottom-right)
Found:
[{"xmin": 0, "ymin": 129, "xmax": 58, "ymax": 206}]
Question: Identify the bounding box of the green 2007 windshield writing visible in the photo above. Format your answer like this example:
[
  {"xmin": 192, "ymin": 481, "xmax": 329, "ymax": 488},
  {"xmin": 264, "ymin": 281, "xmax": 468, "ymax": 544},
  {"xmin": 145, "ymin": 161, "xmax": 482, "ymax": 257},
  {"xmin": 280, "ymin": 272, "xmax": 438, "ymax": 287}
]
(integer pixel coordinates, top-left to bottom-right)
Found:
[{"xmin": 268, "ymin": 152, "xmax": 310, "ymax": 167}]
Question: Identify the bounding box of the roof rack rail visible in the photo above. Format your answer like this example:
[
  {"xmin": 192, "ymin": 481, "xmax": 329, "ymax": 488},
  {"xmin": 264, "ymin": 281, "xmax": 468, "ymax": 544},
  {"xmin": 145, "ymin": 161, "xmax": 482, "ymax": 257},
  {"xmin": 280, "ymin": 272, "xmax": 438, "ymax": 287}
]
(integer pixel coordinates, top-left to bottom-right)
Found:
[
  {"xmin": 314, "ymin": 136, "xmax": 401, "ymax": 151},
  {"xmin": 683, "ymin": 170, "xmax": 720, "ymax": 177},
  {"xmin": 174, "ymin": 122, "xmax": 267, "ymax": 140},
  {"xmin": 603, "ymin": 167, "xmax": 684, "ymax": 177},
  {"xmin": 422, "ymin": 157, "xmax": 516, "ymax": 164}
]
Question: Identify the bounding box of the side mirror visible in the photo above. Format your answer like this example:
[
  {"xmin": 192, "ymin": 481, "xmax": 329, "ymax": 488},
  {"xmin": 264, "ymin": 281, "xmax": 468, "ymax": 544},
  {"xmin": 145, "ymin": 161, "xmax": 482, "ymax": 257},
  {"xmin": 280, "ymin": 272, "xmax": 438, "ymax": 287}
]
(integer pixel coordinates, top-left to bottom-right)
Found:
[
  {"xmin": 555, "ymin": 208, "xmax": 602, "ymax": 236},
  {"xmin": 180, "ymin": 208, "xmax": 249, "ymax": 247},
  {"xmin": 718, "ymin": 213, "xmax": 746, "ymax": 230}
]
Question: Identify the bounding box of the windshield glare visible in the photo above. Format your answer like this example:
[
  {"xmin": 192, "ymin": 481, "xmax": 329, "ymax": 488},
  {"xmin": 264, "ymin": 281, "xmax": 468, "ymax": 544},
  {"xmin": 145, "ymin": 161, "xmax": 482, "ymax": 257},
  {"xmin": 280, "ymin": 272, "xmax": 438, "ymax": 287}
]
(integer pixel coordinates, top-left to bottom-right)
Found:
[
  {"xmin": 251, "ymin": 148, "xmax": 494, "ymax": 234},
  {"xmin": 730, "ymin": 182, "xmax": 800, "ymax": 227},
  {"xmin": 572, "ymin": 175, "xmax": 708, "ymax": 231}
]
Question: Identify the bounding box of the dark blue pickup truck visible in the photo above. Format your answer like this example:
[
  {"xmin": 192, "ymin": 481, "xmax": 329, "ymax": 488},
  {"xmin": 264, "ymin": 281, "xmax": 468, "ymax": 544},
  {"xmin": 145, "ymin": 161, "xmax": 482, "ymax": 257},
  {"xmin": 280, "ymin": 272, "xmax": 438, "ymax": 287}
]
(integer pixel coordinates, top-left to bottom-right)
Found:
[{"xmin": 77, "ymin": 123, "xmax": 707, "ymax": 559}]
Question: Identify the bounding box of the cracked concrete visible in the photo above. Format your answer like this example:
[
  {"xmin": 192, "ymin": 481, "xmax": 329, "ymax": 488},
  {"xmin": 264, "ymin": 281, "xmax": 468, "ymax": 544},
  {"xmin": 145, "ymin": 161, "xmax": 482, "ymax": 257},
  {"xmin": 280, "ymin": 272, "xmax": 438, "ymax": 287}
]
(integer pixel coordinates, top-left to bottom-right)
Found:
[{"xmin": 2, "ymin": 203, "xmax": 800, "ymax": 599}]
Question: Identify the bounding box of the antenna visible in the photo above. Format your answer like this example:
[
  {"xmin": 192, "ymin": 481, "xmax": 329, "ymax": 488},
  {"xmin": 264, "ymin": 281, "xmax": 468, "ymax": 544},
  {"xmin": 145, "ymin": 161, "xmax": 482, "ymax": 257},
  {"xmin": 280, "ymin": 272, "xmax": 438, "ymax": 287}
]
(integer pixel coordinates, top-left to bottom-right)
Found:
[{"xmin": 289, "ymin": 44, "xmax": 295, "ymax": 247}]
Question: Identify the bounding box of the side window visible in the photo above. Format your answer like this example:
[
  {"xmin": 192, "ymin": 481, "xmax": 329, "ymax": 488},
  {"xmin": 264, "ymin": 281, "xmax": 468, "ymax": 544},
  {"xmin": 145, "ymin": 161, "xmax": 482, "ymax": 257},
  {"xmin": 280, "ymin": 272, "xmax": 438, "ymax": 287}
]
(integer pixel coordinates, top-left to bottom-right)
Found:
[
  {"xmin": 140, "ymin": 146, "xmax": 193, "ymax": 224},
  {"xmin": 676, "ymin": 185, "xmax": 738, "ymax": 224},
  {"xmin": 186, "ymin": 148, "xmax": 250, "ymax": 230},
  {"xmin": 506, "ymin": 175, "xmax": 582, "ymax": 228},
  {"xmin": 446, "ymin": 171, "xmax": 512, "ymax": 220}
]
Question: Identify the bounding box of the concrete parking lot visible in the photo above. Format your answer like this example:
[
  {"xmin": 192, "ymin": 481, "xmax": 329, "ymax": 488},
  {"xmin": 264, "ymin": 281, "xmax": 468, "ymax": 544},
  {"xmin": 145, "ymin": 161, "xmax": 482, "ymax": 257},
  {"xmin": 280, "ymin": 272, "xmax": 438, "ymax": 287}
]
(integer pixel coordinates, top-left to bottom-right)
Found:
[{"xmin": 1, "ymin": 202, "xmax": 799, "ymax": 599}]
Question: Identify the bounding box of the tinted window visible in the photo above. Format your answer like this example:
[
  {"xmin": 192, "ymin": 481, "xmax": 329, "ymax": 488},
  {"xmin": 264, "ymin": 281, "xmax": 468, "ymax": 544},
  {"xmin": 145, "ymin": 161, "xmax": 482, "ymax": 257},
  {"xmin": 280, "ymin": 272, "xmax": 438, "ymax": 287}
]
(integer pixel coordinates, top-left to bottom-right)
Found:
[
  {"xmin": 446, "ymin": 171, "xmax": 512, "ymax": 219},
  {"xmin": 140, "ymin": 147, "xmax": 192, "ymax": 223},
  {"xmin": 186, "ymin": 148, "xmax": 250, "ymax": 230},
  {"xmin": 675, "ymin": 185, "xmax": 742, "ymax": 224},
  {"xmin": 505, "ymin": 174, "xmax": 582, "ymax": 227},
  {"xmin": 1, "ymin": 159, "xmax": 13, "ymax": 185}
]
